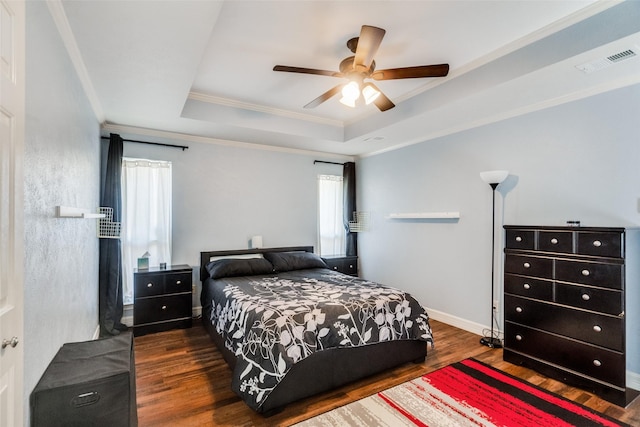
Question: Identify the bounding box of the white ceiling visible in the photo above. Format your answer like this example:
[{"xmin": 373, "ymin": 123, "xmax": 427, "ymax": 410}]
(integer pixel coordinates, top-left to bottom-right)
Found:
[{"xmin": 56, "ymin": 0, "xmax": 640, "ymax": 157}]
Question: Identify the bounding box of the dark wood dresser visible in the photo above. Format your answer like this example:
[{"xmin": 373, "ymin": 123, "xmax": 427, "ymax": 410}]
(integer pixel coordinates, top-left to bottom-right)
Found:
[
  {"xmin": 133, "ymin": 264, "xmax": 193, "ymax": 336},
  {"xmin": 503, "ymin": 225, "xmax": 639, "ymax": 406},
  {"xmin": 322, "ymin": 255, "xmax": 358, "ymax": 276}
]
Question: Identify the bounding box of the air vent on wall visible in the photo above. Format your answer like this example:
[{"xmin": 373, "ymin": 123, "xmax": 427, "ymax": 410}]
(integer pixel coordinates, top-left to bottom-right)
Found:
[{"xmin": 576, "ymin": 46, "xmax": 639, "ymax": 74}]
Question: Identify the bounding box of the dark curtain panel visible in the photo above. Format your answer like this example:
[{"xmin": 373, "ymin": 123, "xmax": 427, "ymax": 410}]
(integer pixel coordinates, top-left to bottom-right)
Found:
[
  {"xmin": 99, "ymin": 133, "xmax": 125, "ymax": 336},
  {"xmin": 343, "ymin": 162, "xmax": 357, "ymax": 256}
]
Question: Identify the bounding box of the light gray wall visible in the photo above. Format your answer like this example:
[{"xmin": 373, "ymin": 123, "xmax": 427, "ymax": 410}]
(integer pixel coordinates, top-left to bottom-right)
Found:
[
  {"xmin": 357, "ymin": 83, "xmax": 640, "ymax": 375},
  {"xmin": 123, "ymin": 141, "xmax": 346, "ymax": 305},
  {"xmin": 24, "ymin": 2, "xmax": 100, "ymax": 422}
]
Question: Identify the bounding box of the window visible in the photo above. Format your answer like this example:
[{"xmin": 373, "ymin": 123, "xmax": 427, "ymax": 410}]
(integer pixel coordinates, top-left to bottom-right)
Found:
[
  {"xmin": 317, "ymin": 174, "xmax": 345, "ymax": 256},
  {"xmin": 121, "ymin": 158, "xmax": 172, "ymax": 304}
]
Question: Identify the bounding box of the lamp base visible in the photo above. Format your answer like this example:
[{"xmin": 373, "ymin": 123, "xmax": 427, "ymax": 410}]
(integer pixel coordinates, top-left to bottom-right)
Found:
[{"xmin": 480, "ymin": 336, "xmax": 503, "ymax": 349}]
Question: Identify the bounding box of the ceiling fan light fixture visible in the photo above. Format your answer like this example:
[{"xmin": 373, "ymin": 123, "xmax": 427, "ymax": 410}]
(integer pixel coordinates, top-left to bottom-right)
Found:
[
  {"xmin": 362, "ymin": 84, "xmax": 380, "ymax": 105},
  {"xmin": 341, "ymin": 81, "xmax": 360, "ymax": 100},
  {"xmin": 339, "ymin": 96, "xmax": 357, "ymax": 108}
]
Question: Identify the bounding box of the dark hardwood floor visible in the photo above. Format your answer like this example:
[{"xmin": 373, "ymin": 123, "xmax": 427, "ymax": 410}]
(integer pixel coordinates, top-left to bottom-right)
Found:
[{"xmin": 134, "ymin": 320, "xmax": 640, "ymax": 426}]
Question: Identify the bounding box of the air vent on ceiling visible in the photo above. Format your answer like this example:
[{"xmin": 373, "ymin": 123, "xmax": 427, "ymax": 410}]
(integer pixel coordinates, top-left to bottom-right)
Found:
[{"xmin": 576, "ymin": 46, "xmax": 639, "ymax": 74}]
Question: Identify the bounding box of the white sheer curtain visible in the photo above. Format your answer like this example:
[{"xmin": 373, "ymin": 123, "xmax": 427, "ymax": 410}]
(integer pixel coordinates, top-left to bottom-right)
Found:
[
  {"xmin": 121, "ymin": 158, "xmax": 172, "ymax": 304},
  {"xmin": 317, "ymin": 174, "xmax": 345, "ymax": 256}
]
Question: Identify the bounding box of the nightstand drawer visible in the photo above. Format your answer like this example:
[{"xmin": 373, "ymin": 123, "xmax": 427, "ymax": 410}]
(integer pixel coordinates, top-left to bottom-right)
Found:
[
  {"xmin": 134, "ymin": 294, "xmax": 191, "ymax": 325},
  {"xmin": 135, "ymin": 274, "xmax": 166, "ymax": 297},
  {"xmin": 504, "ymin": 323, "xmax": 625, "ymax": 387},
  {"xmin": 164, "ymin": 272, "xmax": 192, "ymax": 294},
  {"xmin": 555, "ymin": 259, "xmax": 622, "ymax": 289},
  {"xmin": 322, "ymin": 256, "xmax": 358, "ymax": 276}
]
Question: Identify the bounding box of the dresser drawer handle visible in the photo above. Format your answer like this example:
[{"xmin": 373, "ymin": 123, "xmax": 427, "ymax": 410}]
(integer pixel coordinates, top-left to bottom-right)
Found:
[
  {"xmin": 581, "ymin": 269, "xmax": 590, "ymax": 276},
  {"xmin": 550, "ymin": 238, "xmax": 558, "ymax": 244},
  {"xmin": 523, "ymin": 262, "xmax": 531, "ymax": 268},
  {"xmin": 333, "ymin": 266, "xmax": 338, "ymax": 270},
  {"xmin": 593, "ymin": 240, "xmax": 602, "ymax": 247},
  {"xmin": 515, "ymin": 334, "xmax": 523, "ymax": 341},
  {"xmin": 515, "ymin": 307, "xmax": 523, "ymax": 313},
  {"xmin": 593, "ymin": 325, "xmax": 602, "ymax": 333},
  {"xmin": 147, "ymin": 283, "xmax": 153, "ymax": 288},
  {"xmin": 593, "ymin": 359, "xmax": 602, "ymax": 367},
  {"xmin": 161, "ymin": 305, "xmax": 167, "ymax": 310},
  {"xmin": 176, "ymin": 280, "xmax": 182, "ymax": 285},
  {"xmin": 523, "ymin": 283, "xmax": 531, "ymax": 290},
  {"xmin": 515, "ymin": 236, "xmax": 522, "ymax": 242},
  {"xmin": 349, "ymin": 264, "xmax": 353, "ymax": 268},
  {"xmin": 582, "ymin": 293, "xmax": 590, "ymax": 301}
]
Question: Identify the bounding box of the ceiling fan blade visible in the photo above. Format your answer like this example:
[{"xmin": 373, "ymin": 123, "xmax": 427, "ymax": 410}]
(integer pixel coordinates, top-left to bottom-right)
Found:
[
  {"xmin": 274, "ymin": 65, "xmax": 343, "ymax": 78},
  {"xmin": 304, "ymin": 84, "xmax": 345, "ymax": 109},
  {"xmin": 371, "ymin": 64, "xmax": 450, "ymax": 80},
  {"xmin": 354, "ymin": 25, "xmax": 386, "ymax": 72},
  {"xmin": 367, "ymin": 83, "xmax": 395, "ymax": 111}
]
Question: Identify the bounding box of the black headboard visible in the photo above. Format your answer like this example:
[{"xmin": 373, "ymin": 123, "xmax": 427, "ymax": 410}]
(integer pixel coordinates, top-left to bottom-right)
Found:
[{"xmin": 199, "ymin": 246, "xmax": 314, "ymax": 282}]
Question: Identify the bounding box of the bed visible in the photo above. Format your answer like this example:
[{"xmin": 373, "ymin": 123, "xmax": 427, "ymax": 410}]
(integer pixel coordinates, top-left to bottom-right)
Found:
[{"xmin": 199, "ymin": 246, "xmax": 433, "ymax": 414}]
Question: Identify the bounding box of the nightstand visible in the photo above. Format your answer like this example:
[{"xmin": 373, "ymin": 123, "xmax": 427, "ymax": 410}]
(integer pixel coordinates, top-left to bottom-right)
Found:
[
  {"xmin": 322, "ymin": 255, "xmax": 358, "ymax": 276},
  {"xmin": 133, "ymin": 264, "xmax": 193, "ymax": 336}
]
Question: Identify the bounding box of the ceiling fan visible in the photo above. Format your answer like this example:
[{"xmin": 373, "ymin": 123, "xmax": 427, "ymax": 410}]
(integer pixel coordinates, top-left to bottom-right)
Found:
[{"xmin": 273, "ymin": 25, "xmax": 449, "ymax": 112}]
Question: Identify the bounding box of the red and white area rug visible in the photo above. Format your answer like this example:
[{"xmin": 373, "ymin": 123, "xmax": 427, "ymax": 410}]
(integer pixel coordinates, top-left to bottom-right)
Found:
[{"xmin": 295, "ymin": 358, "xmax": 628, "ymax": 426}]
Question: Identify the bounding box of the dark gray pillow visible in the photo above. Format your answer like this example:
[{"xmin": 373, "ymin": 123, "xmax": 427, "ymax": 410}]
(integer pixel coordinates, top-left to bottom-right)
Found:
[
  {"xmin": 263, "ymin": 251, "xmax": 328, "ymax": 272},
  {"xmin": 205, "ymin": 258, "xmax": 274, "ymax": 279}
]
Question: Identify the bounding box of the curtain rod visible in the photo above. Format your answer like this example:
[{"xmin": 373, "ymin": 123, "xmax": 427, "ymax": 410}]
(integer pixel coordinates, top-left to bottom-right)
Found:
[
  {"xmin": 101, "ymin": 136, "xmax": 188, "ymax": 151},
  {"xmin": 314, "ymin": 160, "xmax": 344, "ymax": 165}
]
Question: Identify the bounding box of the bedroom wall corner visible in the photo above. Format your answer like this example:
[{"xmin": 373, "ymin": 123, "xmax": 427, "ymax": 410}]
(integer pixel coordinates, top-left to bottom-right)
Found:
[{"xmin": 23, "ymin": 2, "xmax": 101, "ymax": 424}]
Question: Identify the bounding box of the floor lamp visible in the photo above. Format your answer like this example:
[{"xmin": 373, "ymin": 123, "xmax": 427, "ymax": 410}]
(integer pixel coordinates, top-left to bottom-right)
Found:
[{"xmin": 479, "ymin": 170, "xmax": 509, "ymax": 348}]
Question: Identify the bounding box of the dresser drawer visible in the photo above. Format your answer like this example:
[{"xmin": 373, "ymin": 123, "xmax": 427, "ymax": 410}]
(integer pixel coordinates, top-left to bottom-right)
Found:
[
  {"xmin": 504, "ymin": 274, "xmax": 552, "ymax": 300},
  {"xmin": 135, "ymin": 273, "xmax": 166, "ymax": 297},
  {"xmin": 504, "ymin": 295, "xmax": 623, "ymax": 351},
  {"xmin": 164, "ymin": 272, "xmax": 192, "ymax": 294},
  {"xmin": 505, "ymin": 254, "xmax": 553, "ymax": 278},
  {"xmin": 505, "ymin": 229, "xmax": 535, "ymax": 250},
  {"xmin": 577, "ymin": 231, "xmax": 622, "ymax": 258},
  {"xmin": 322, "ymin": 256, "xmax": 358, "ymax": 276},
  {"xmin": 134, "ymin": 294, "xmax": 192, "ymax": 325},
  {"xmin": 504, "ymin": 323, "xmax": 625, "ymax": 386},
  {"xmin": 538, "ymin": 230, "xmax": 573, "ymax": 253},
  {"xmin": 555, "ymin": 283, "xmax": 623, "ymax": 316},
  {"xmin": 555, "ymin": 259, "xmax": 622, "ymax": 289}
]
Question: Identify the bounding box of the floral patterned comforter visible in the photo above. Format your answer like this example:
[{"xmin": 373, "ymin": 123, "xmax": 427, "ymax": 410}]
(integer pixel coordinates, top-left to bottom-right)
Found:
[{"xmin": 202, "ymin": 268, "xmax": 433, "ymax": 411}]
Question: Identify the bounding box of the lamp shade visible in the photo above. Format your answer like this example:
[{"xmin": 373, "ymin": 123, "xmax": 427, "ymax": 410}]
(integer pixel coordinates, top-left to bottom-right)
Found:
[{"xmin": 480, "ymin": 170, "xmax": 509, "ymax": 185}]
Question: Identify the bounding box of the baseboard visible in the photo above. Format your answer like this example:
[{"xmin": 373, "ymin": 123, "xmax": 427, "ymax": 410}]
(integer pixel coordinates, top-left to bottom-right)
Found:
[
  {"xmin": 628, "ymin": 369, "xmax": 640, "ymax": 391},
  {"xmin": 92, "ymin": 324, "xmax": 100, "ymax": 340},
  {"xmin": 426, "ymin": 307, "xmax": 485, "ymax": 337}
]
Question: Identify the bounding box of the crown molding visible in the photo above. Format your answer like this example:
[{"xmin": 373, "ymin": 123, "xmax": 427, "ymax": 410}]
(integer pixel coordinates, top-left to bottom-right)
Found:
[
  {"xmin": 188, "ymin": 91, "xmax": 344, "ymax": 128},
  {"xmin": 101, "ymin": 123, "xmax": 355, "ymax": 161}
]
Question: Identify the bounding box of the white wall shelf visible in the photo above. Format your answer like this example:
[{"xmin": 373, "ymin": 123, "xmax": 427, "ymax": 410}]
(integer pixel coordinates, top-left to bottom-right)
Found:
[
  {"xmin": 56, "ymin": 206, "xmax": 106, "ymax": 219},
  {"xmin": 385, "ymin": 212, "xmax": 460, "ymax": 219}
]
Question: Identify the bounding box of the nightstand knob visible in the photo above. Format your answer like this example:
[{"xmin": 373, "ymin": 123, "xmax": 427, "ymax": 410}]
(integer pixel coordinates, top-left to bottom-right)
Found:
[
  {"xmin": 551, "ymin": 238, "xmax": 558, "ymax": 244},
  {"xmin": 593, "ymin": 240, "xmax": 602, "ymax": 247},
  {"xmin": 349, "ymin": 265, "xmax": 353, "ymax": 268},
  {"xmin": 593, "ymin": 325, "xmax": 602, "ymax": 332},
  {"xmin": 523, "ymin": 262, "xmax": 531, "ymax": 268},
  {"xmin": 581, "ymin": 293, "xmax": 590, "ymax": 301},
  {"xmin": 161, "ymin": 305, "xmax": 167, "ymax": 310},
  {"xmin": 581, "ymin": 269, "xmax": 590, "ymax": 276},
  {"xmin": 515, "ymin": 334, "xmax": 523, "ymax": 341},
  {"xmin": 176, "ymin": 280, "xmax": 181, "ymax": 285},
  {"xmin": 515, "ymin": 307, "xmax": 523, "ymax": 313},
  {"xmin": 593, "ymin": 359, "xmax": 602, "ymax": 367},
  {"xmin": 523, "ymin": 283, "xmax": 531, "ymax": 290},
  {"xmin": 515, "ymin": 236, "xmax": 522, "ymax": 242},
  {"xmin": 147, "ymin": 283, "xmax": 153, "ymax": 288},
  {"xmin": 334, "ymin": 266, "xmax": 338, "ymax": 270}
]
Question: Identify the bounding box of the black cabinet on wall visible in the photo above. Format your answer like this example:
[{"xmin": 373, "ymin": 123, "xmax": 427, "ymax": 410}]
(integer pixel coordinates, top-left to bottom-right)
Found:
[
  {"xmin": 133, "ymin": 264, "xmax": 193, "ymax": 336},
  {"xmin": 503, "ymin": 225, "xmax": 639, "ymax": 407}
]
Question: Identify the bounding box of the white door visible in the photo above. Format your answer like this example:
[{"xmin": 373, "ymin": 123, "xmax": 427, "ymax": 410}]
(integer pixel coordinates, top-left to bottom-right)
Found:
[{"xmin": 0, "ymin": 0, "xmax": 25, "ymax": 426}]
